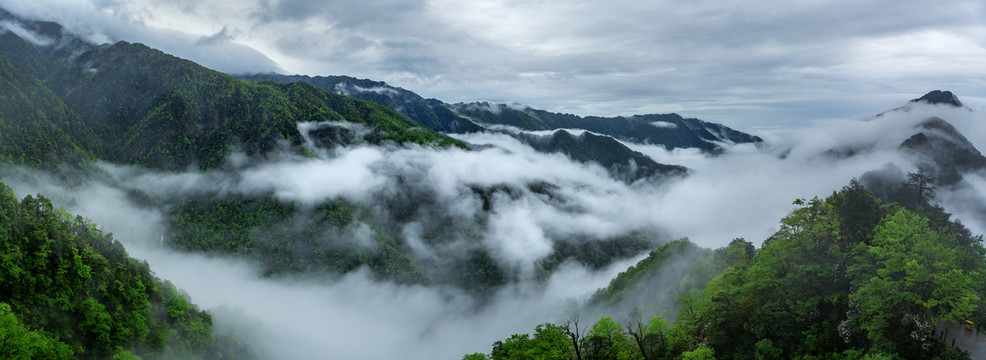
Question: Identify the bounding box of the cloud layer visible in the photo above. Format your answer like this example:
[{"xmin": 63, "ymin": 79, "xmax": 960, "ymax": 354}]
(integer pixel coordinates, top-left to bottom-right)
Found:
[
  {"xmin": 2, "ymin": 0, "xmax": 985, "ymax": 128},
  {"xmin": 0, "ymin": 101, "xmax": 983, "ymax": 359}
]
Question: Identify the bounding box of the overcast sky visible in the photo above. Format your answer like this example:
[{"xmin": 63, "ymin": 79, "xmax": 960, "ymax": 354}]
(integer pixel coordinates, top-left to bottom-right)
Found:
[{"xmin": 3, "ymin": 0, "xmax": 985, "ymax": 129}]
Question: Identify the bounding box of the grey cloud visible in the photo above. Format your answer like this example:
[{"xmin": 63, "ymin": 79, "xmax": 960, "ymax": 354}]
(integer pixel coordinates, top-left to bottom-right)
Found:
[
  {"xmin": 196, "ymin": 25, "xmax": 233, "ymax": 45},
  {"xmin": 8, "ymin": 0, "xmax": 984, "ymax": 128},
  {"xmin": 256, "ymin": 0, "xmax": 425, "ymax": 25}
]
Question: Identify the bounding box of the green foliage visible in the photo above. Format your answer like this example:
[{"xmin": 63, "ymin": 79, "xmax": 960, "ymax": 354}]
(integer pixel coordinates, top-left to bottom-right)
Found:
[
  {"xmin": 680, "ymin": 344, "xmax": 715, "ymax": 360},
  {"xmin": 849, "ymin": 209, "xmax": 978, "ymax": 351},
  {"xmin": 0, "ymin": 181, "xmax": 254, "ymax": 359},
  {"xmin": 490, "ymin": 323, "xmax": 573, "ymax": 360},
  {"xmin": 480, "ymin": 316, "xmax": 706, "ymax": 360},
  {"xmin": 0, "ymin": 54, "xmax": 96, "ymax": 169},
  {"xmin": 581, "ymin": 317, "xmax": 638, "ymax": 360},
  {"xmin": 463, "ymin": 353, "xmax": 492, "ymax": 360},
  {"xmin": 0, "ymin": 302, "xmax": 74, "ymax": 359},
  {"xmin": 588, "ymin": 238, "xmax": 751, "ymax": 319},
  {"xmin": 694, "ymin": 181, "xmax": 984, "ymax": 359},
  {"xmin": 471, "ymin": 180, "xmax": 986, "ymax": 360}
]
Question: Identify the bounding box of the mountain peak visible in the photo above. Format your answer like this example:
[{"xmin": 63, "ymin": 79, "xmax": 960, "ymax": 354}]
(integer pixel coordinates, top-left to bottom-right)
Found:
[{"xmin": 909, "ymin": 90, "xmax": 963, "ymax": 107}]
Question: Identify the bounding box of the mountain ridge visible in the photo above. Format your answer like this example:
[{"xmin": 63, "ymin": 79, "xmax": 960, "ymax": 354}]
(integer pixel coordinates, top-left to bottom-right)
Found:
[
  {"xmin": 0, "ymin": 34, "xmax": 463, "ymax": 171},
  {"xmin": 240, "ymin": 73, "xmax": 764, "ymax": 154}
]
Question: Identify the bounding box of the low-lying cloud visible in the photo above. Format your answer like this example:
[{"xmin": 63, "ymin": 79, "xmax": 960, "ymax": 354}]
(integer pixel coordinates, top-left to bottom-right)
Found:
[
  {"xmin": 1, "ymin": 101, "xmax": 983, "ymax": 359},
  {"xmin": 1, "ymin": 169, "xmax": 641, "ymax": 358}
]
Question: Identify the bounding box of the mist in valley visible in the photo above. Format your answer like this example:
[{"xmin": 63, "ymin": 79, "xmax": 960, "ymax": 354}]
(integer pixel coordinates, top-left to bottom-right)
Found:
[{"xmin": 1, "ymin": 101, "xmax": 984, "ymax": 359}]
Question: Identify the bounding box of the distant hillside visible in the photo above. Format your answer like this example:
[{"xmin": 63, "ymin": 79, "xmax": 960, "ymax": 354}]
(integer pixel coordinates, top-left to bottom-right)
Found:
[
  {"xmin": 0, "ymin": 54, "xmax": 96, "ymax": 169},
  {"xmin": 240, "ymin": 73, "xmax": 763, "ymax": 155},
  {"xmin": 826, "ymin": 91, "xmax": 985, "ymax": 187},
  {"xmin": 899, "ymin": 116, "xmax": 986, "ymax": 185},
  {"xmin": 238, "ymin": 73, "xmax": 484, "ymax": 134},
  {"xmin": 239, "ymin": 73, "xmax": 696, "ymax": 181},
  {"xmin": 449, "ymin": 102, "xmax": 763, "ymax": 153},
  {"xmin": 514, "ymin": 130, "xmax": 688, "ymax": 182}
]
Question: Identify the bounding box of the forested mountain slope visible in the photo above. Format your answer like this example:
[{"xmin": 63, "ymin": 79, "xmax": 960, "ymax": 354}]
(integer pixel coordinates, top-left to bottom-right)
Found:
[
  {"xmin": 238, "ymin": 73, "xmax": 694, "ymax": 181},
  {"xmin": 470, "ymin": 180, "xmax": 986, "ymax": 360},
  {"xmin": 0, "ymin": 181, "xmax": 253, "ymax": 359},
  {"xmin": 238, "ymin": 73, "xmax": 485, "ymax": 134},
  {"xmin": 0, "ymin": 54, "xmax": 96, "ymax": 169},
  {"xmin": 0, "ymin": 17, "xmax": 663, "ymax": 292},
  {"xmin": 0, "ymin": 24, "xmax": 461, "ymax": 171}
]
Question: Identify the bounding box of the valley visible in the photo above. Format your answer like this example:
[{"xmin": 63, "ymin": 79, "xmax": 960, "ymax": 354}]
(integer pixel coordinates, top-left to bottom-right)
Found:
[{"xmin": 1, "ymin": 6, "xmax": 985, "ymax": 360}]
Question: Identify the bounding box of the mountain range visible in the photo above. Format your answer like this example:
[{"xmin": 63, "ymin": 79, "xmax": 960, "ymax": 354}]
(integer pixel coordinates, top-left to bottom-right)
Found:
[
  {"xmin": 1, "ymin": 7, "xmax": 985, "ymax": 360},
  {"xmin": 240, "ymin": 72, "xmax": 761, "ymax": 181}
]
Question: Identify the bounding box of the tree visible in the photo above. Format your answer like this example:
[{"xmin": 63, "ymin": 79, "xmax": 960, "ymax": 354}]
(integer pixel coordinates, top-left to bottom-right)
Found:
[
  {"xmin": 680, "ymin": 344, "xmax": 715, "ymax": 360},
  {"xmin": 580, "ymin": 317, "xmax": 637, "ymax": 360},
  {"xmin": 489, "ymin": 323, "xmax": 572, "ymax": 360},
  {"xmin": 849, "ymin": 209, "xmax": 979, "ymax": 353},
  {"xmin": 0, "ymin": 302, "xmax": 73, "ymax": 359},
  {"xmin": 904, "ymin": 167, "xmax": 935, "ymax": 206},
  {"xmin": 566, "ymin": 317, "xmax": 585, "ymax": 360}
]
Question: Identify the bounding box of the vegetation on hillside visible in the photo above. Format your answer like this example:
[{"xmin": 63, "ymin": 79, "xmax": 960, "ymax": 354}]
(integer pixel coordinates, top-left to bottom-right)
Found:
[
  {"xmin": 238, "ymin": 73, "xmax": 485, "ymax": 134},
  {"xmin": 0, "ymin": 54, "xmax": 96, "ymax": 169},
  {"xmin": 468, "ymin": 177, "xmax": 986, "ymax": 359},
  {"xmin": 0, "ymin": 181, "xmax": 253, "ymax": 359},
  {"xmin": 166, "ymin": 194, "xmax": 431, "ymax": 284},
  {"xmin": 0, "ymin": 39, "xmax": 463, "ymax": 172}
]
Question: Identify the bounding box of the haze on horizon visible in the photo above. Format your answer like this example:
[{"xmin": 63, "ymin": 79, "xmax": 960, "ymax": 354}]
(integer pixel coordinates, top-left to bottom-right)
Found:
[{"xmin": 1, "ymin": 0, "xmax": 985, "ymax": 129}]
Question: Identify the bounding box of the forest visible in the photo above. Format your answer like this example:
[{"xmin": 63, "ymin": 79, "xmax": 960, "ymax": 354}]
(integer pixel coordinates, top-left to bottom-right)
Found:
[
  {"xmin": 0, "ymin": 181, "xmax": 253, "ymax": 359},
  {"xmin": 466, "ymin": 177, "xmax": 986, "ymax": 360}
]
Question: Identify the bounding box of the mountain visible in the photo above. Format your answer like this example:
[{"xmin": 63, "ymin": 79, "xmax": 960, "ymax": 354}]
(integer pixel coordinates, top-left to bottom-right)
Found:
[
  {"xmin": 0, "ymin": 20, "xmax": 462, "ymax": 171},
  {"xmin": 448, "ymin": 102, "xmax": 763, "ymax": 153},
  {"xmin": 909, "ymin": 89, "xmax": 964, "ymax": 107},
  {"xmin": 823, "ymin": 91, "xmax": 984, "ymax": 185},
  {"xmin": 514, "ymin": 130, "xmax": 688, "ymax": 182},
  {"xmin": 0, "ymin": 16, "xmax": 659, "ymax": 293},
  {"xmin": 0, "ymin": 54, "xmax": 96, "ymax": 169},
  {"xmin": 899, "ymin": 116, "xmax": 986, "ymax": 185},
  {"xmin": 238, "ymin": 73, "xmax": 762, "ymax": 179},
  {"xmin": 238, "ymin": 73, "xmax": 761, "ymax": 154},
  {"xmin": 238, "ymin": 73, "xmax": 484, "ymax": 133}
]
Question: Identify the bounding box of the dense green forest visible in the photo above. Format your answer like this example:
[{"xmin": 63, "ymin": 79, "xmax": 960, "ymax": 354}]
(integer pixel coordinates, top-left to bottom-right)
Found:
[
  {"xmin": 0, "ymin": 33, "xmax": 463, "ymax": 171},
  {"xmin": 467, "ymin": 178, "xmax": 986, "ymax": 360},
  {"xmin": 0, "ymin": 53, "xmax": 96, "ymax": 169},
  {"xmin": 0, "ymin": 181, "xmax": 252, "ymax": 359}
]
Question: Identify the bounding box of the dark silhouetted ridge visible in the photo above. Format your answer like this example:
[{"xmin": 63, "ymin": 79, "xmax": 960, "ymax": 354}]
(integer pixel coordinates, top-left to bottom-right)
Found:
[{"xmin": 910, "ymin": 90, "xmax": 963, "ymax": 107}]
